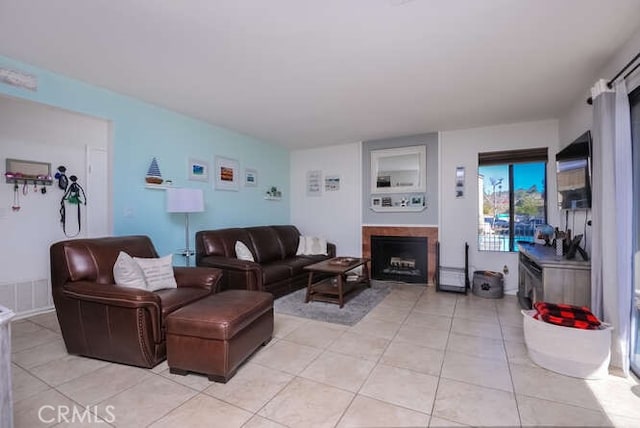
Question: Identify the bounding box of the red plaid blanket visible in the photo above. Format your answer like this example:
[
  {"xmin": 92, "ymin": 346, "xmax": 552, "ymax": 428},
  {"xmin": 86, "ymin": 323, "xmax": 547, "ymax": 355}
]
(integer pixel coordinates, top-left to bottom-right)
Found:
[{"xmin": 533, "ymin": 301, "xmax": 601, "ymax": 330}]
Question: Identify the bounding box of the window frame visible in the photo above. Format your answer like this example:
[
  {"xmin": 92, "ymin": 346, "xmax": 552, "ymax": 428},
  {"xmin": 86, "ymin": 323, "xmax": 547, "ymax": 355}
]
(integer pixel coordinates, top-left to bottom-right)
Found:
[{"xmin": 478, "ymin": 148, "xmax": 549, "ymax": 252}]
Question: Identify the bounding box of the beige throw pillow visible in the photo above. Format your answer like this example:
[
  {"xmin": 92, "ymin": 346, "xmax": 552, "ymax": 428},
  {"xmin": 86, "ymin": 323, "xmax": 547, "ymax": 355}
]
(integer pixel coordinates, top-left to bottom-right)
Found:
[
  {"xmin": 235, "ymin": 241, "xmax": 255, "ymax": 262},
  {"xmin": 133, "ymin": 254, "xmax": 177, "ymax": 291},
  {"xmin": 296, "ymin": 236, "xmax": 306, "ymax": 255},
  {"xmin": 303, "ymin": 236, "xmax": 328, "ymax": 255},
  {"xmin": 113, "ymin": 251, "xmax": 147, "ymax": 290}
]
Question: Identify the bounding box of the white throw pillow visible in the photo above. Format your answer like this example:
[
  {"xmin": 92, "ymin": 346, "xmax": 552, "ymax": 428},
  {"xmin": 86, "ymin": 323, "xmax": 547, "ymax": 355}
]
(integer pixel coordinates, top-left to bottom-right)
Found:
[
  {"xmin": 133, "ymin": 254, "xmax": 177, "ymax": 291},
  {"xmin": 304, "ymin": 236, "xmax": 328, "ymax": 256},
  {"xmin": 113, "ymin": 251, "xmax": 147, "ymax": 290},
  {"xmin": 235, "ymin": 241, "xmax": 255, "ymax": 262},
  {"xmin": 296, "ymin": 236, "xmax": 306, "ymax": 255}
]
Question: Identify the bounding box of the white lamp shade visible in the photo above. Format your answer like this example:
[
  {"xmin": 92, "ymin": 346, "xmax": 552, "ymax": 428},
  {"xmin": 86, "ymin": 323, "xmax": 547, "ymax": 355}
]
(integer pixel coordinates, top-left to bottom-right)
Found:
[{"xmin": 166, "ymin": 188, "xmax": 204, "ymax": 213}]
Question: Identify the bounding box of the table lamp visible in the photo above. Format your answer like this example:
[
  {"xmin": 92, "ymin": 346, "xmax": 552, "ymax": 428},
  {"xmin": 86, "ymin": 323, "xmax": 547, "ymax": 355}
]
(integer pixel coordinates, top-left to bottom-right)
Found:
[{"xmin": 166, "ymin": 188, "xmax": 204, "ymax": 266}]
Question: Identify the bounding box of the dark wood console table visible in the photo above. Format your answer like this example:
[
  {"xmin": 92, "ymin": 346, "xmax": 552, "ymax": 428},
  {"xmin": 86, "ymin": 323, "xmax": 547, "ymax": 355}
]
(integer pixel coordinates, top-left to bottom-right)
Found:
[{"xmin": 304, "ymin": 257, "xmax": 370, "ymax": 308}]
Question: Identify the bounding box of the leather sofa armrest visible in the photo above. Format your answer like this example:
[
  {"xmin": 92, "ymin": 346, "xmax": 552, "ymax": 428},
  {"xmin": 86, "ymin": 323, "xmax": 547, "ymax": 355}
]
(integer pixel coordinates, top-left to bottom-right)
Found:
[
  {"xmin": 173, "ymin": 267, "xmax": 223, "ymax": 293},
  {"xmin": 327, "ymin": 242, "xmax": 337, "ymax": 258},
  {"xmin": 63, "ymin": 281, "xmax": 163, "ymax": 342},
  {"xmin": 197, "ymin": 255, "xmax": 263, "ymax": 291},
  {"xmin": 63, "ymin": 281, "xmax": 161, "ymax": 308},
  {"xmin": 199, "ymin": 255, "xmax": 261, "ymax": 272}
]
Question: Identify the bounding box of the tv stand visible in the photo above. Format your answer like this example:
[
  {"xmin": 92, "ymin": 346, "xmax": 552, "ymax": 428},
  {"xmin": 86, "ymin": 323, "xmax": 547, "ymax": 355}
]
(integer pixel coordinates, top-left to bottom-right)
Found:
[{"xmin": 518, "ymin": 245, "xmax": 591, "ymax": 309}]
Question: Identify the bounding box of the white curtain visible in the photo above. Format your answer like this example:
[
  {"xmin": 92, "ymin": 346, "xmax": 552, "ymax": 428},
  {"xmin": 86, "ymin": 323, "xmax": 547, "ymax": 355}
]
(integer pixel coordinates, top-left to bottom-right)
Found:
[{"xmin": 591, "ymin": 78, "xmax": 633, "ymax": 374}]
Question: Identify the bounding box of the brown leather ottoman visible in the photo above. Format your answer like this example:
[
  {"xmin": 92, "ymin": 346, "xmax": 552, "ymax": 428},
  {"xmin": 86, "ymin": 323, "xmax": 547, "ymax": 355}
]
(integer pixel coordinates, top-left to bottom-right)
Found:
[{"xmin": 166, "ymin": 290, "xmax": 273, "ymax": 383}]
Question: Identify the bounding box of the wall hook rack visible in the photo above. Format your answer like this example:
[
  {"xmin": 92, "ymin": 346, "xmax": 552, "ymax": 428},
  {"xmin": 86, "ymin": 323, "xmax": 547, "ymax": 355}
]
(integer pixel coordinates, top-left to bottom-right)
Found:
[{"xmin": 5, "ymin": 158, "xmax": 53, "ymax": 186}]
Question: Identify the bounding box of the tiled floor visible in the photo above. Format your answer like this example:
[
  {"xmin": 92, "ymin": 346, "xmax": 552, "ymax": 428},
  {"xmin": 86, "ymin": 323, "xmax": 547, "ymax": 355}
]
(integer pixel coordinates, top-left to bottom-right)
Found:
[{"xmin": 10, "ymin": 283, "xmax": 640, "ymax": 427}]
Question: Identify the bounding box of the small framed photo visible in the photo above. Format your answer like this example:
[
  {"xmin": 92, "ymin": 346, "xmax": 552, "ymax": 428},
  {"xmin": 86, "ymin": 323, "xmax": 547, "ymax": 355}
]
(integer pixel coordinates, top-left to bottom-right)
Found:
[
  {"xmin": 245, "ymin": 168, "xmax": 258, "ymax": 187},
  {"xmin": 325, "ymin": 175, "xmax": 340, "ymax": 191},
  {"xmin": 306, "ymin": 170, "xmax": 322, "ymax": 196},
  {"xmin": 188, "ymin": 158, "xmax": 209, "ymax": 182},
  {"xmin": 214, "ymin": 156, "xmax": 240, "ymax": 191}
]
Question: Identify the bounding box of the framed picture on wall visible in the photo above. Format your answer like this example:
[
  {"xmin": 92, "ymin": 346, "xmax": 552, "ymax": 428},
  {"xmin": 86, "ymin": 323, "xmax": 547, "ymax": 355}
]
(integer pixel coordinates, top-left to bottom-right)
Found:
[
  {"xmin": 244, "ymin": 168, "xmax": 258, "ymax": 187},
  {"xmin": 214, "ymin": 156, "xmax": 240, "ymax": 191},
  {"xmin": 306, "ymin": 170, "xmax": 322, "ymax": 196},
  {"xmin": 188, "ymin": 158, "xmax": 209, "ymax": 182}
]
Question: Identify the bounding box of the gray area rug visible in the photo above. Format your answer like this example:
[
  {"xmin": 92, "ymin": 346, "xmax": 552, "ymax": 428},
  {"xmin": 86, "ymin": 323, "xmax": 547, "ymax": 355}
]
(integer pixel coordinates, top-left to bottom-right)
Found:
[{"xmin": 274, "ymin": 280, "xmax": 392, "ymax": 326}]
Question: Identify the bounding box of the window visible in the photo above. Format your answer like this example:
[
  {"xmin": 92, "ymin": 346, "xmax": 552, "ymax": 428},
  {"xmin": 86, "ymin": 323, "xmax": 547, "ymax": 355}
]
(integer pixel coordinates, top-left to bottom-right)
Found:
[{"xmin": 478, "ymin": 148, "xmax": 548, "ymax": 252}]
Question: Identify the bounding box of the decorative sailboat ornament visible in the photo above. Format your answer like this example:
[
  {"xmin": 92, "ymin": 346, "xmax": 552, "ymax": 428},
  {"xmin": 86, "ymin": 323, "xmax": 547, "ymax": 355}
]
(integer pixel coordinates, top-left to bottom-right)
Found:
[{"xmin": 145, "ymin": 157, "xmax": 164, "ymax": 184}]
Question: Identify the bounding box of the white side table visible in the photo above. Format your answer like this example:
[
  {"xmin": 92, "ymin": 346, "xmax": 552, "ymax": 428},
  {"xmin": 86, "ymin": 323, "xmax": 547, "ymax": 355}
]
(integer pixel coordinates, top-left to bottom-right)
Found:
[{"xmin": 0, "ymin": 305, "xmax": 15, "ymax": 428}]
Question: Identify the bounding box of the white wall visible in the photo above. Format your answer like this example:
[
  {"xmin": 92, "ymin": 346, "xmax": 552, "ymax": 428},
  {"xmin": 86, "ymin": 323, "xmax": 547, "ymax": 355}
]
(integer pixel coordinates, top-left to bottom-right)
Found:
[
  {"xmin": 290, "ymin": 142, "xmax": 362, "ymax": 256},
  {"xmin": 440, "ymin": 120, "xmax": 560, "ymax": 293},
  {"xmin": 0, "ymin": 95, "xmax": 109, "ymax": 317}
]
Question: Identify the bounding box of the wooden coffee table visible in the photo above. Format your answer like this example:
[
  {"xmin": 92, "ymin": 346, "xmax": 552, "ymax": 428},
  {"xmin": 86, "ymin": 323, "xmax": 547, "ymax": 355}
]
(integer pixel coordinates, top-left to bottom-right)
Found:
[{"xmin": 304, "ymin": 257, "xmax": 370, "ymax": 308}]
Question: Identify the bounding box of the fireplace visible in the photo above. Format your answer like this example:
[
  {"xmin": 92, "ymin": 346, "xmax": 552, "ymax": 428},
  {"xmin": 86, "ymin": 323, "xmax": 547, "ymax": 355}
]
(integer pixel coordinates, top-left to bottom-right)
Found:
[{"xmin": 371, "ymin": 235, "xmax": 428, "ymax": 283}]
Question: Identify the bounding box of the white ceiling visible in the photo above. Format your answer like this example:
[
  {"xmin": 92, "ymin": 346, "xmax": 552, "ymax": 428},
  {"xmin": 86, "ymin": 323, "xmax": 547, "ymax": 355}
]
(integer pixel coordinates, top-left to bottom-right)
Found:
[{"xmin": 1, "ymin": 0, "xmax": 640, "ymax": 149}]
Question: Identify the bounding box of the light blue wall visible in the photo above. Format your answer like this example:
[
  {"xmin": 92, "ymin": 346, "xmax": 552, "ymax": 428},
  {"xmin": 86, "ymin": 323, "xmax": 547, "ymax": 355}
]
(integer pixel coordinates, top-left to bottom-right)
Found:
[{"xmin": 0, "ymin": 56, "xmax": 290, "ymax": 263}]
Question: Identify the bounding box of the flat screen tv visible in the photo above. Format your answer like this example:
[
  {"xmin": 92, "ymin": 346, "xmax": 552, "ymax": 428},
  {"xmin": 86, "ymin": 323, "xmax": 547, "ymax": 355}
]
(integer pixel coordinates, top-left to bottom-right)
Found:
[{"xmin": 556, "ymin": 131, "xmax": 592, "ymax": 210}]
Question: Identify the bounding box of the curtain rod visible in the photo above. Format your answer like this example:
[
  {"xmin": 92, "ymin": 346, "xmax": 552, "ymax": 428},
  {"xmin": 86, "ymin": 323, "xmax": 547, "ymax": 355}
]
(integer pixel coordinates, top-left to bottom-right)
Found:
[{"xmin": 586, "ymin": 50, "xmax": 640, "ymax": 105}]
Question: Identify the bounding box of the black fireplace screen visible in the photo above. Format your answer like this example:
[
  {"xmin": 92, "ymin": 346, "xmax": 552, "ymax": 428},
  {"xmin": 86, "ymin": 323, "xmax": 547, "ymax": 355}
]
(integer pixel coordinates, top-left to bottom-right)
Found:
[{"xmin": 371, "ymin": 235, "xmax": 428, "ymax": 283}]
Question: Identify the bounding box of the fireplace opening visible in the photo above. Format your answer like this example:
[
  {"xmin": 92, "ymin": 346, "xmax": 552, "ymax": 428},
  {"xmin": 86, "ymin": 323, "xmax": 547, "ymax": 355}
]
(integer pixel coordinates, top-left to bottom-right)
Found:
[{"xmin": 371, "ymin": 235, "xmax": 428, "ymax": 283}]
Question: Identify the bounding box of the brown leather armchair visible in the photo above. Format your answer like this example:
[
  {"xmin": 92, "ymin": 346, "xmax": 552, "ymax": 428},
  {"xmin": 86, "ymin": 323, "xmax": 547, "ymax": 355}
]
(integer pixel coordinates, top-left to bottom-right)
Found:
[{"xmin": 50, "ymin": 235, "xmax": 222, "ymax": 368}]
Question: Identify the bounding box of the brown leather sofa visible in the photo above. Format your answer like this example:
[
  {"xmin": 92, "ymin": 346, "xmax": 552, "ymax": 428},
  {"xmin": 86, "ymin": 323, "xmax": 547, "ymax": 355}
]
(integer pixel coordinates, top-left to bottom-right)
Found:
[
  {"xmin": 50, "ymin": 235, "xmax": 223, "ymax": 368},
  {"xmin": 195, "ymin": 225, "xmax": 336, "ymax": 298}
]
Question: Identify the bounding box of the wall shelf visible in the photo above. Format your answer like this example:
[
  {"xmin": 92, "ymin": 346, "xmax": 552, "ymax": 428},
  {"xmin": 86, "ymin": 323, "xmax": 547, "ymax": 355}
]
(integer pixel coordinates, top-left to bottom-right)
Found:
[
  {"xmin": 369, "ymin": 205, "xmax": 426, "ymax": 213},
  {"xmin": 145, "ymin": 183, "xmax": 173, "ymax": 190},
  {"xmin": 265, "ymin": 196, "xmax": 282, "ymax": 201}
]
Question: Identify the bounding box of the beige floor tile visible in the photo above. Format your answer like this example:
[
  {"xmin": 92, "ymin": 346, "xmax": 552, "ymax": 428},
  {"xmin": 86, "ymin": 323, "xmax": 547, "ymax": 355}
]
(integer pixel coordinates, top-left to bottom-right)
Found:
[
  {"xmin": 250, "ymin": 339, "xmax": 321, "ymax": 374},
  {"xmin": 300, "ymin": 350, "xmax": 376, "ymax": 392},
  {"xmin": 149, "ymin": 394, "xmax": 252, "ymax": 428},
  {"xmin": 497, "ymin": 308, "xmax": 524, "ymax": 328},
  {"xmin": 151, "ymin": 360, "xmax": 168, "ymax": 374},
  {"xmin": 433, "ymin": 378, "xmax": 520, "ymax": 426},
  {"xmin": 517, "ymin": 394, "xmax": 612, "ymax": 427},
  {"xmin": 453, "ymin": 305, "xmax": 499, "ymax": 323},
  {"xmin": 95, "ymin": 375, "xmax": 197, "ymax": 427},
  {"xmin": 204, "ymin": 362, "xmax": 293, "ymax": 412},
  {"xmin": 258, "ymin": 377, "xmax": 354, "ymax": 428},
  {"xmin": 349, "ymin": 316, "xmax": 401, "ymax": 340},
  {"xmin": 404, "ymin": 311, "xmax": 452, "ymax": 331},
  {"xmin": 11, "ymin": 320, "xmax": 44, "ymax": 335},
  {"xmin": 379, "ymin": 293, "xmax": 417, "ymax": 310},
  {"xmin": 28, "ymin": 311, "xmax": 62, "ymax": 333},
  {"xmin": 12, "ymin": 338, "xmax": 68, "ymax": 369},
  {"xmin": 585, "ymin": 375, "xmax": 640, "ymax": 420},
  {"xmin": 394, "ymin": 324, "xmax": 449, "ymax": 350},
  {"xmin": 510, "ymin": 362, "xmax": 603, "ymax": 409},
  {"xmin": 29, "ymin": 355, "xmax": 109, "ymax": 387},
  {"xmin": 11, "ymin": 363, "xmax": 50, "ymax": 403},
  {"xmin": 451, "ymin": 317, "xmax": 502, "ymax": 340},
  {"xmin": 327, "ymin": 331, "xmax": 390, "ymax": 361},
  {"xmin": 501, "ymin": 324, "xmax": 525, "ymax": 343},
  {"xmin": 283, "ymin": 321, "xmax": 345, "ymax": 348},
  {"xmin": 11, "ymin": 325, "xmax": 60, "ymax": 353},
  {"xmin": 58, "ymin": 363, "xmax": 152, "ymax": 405},
  {"xmin": 365, "ymin": 303, "xmax": 411, "ymax": 324},
  {"xmin": 413, "ymin": 299, "xmax": 456, "ymax": 317},
  {"xmin": 441, "ymin": 350, "xmax": 513, "ymax": 391},
  {"xmin": 504, "ymin": 339, "xmax": 537, "ymax": 368},
  {"xmin": 272, "ymin": 313, "xmax": 309, "ymax": 338},
  {"xmin": 53, "ymin": 415, "xmax": 115, "ymax": 427},
  {"xmin": 360, "ymin": 364, "xmax": 438, "ymax": 413},
  {"xmin": 13, "ymin": 388, "xmax": 78, "ymax": 428},
  {"xmin": 242, "ymin": 415, "xmax": 288, "ymax": 428},
  {"xmin": 428, "ymin": 415, "xmax": 469, "ymax": 426},
  {"xmin": 446, "ymin": 333, "xmax": 506, "ymax": 361},
  {"xmin": 159, "ymin": 367, "xmax": 215, "ymax": 391},
  {"xmin": 607, "ymin": 413, "xmax": 640, "ymax": 428},
  {"xmin": 380, "ymin": 341, "xmax": 444, "ymax": 376},
  {"xmin": 336, "ymin": 395, "xmax": 430, "ymax": 427}
]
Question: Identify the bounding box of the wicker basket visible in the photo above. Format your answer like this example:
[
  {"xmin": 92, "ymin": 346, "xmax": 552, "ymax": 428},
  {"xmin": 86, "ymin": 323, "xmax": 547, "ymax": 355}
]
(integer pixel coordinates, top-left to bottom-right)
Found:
[{"xmin": 145, "ymin": 176, "xmax": 163, "ymax": 185}]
